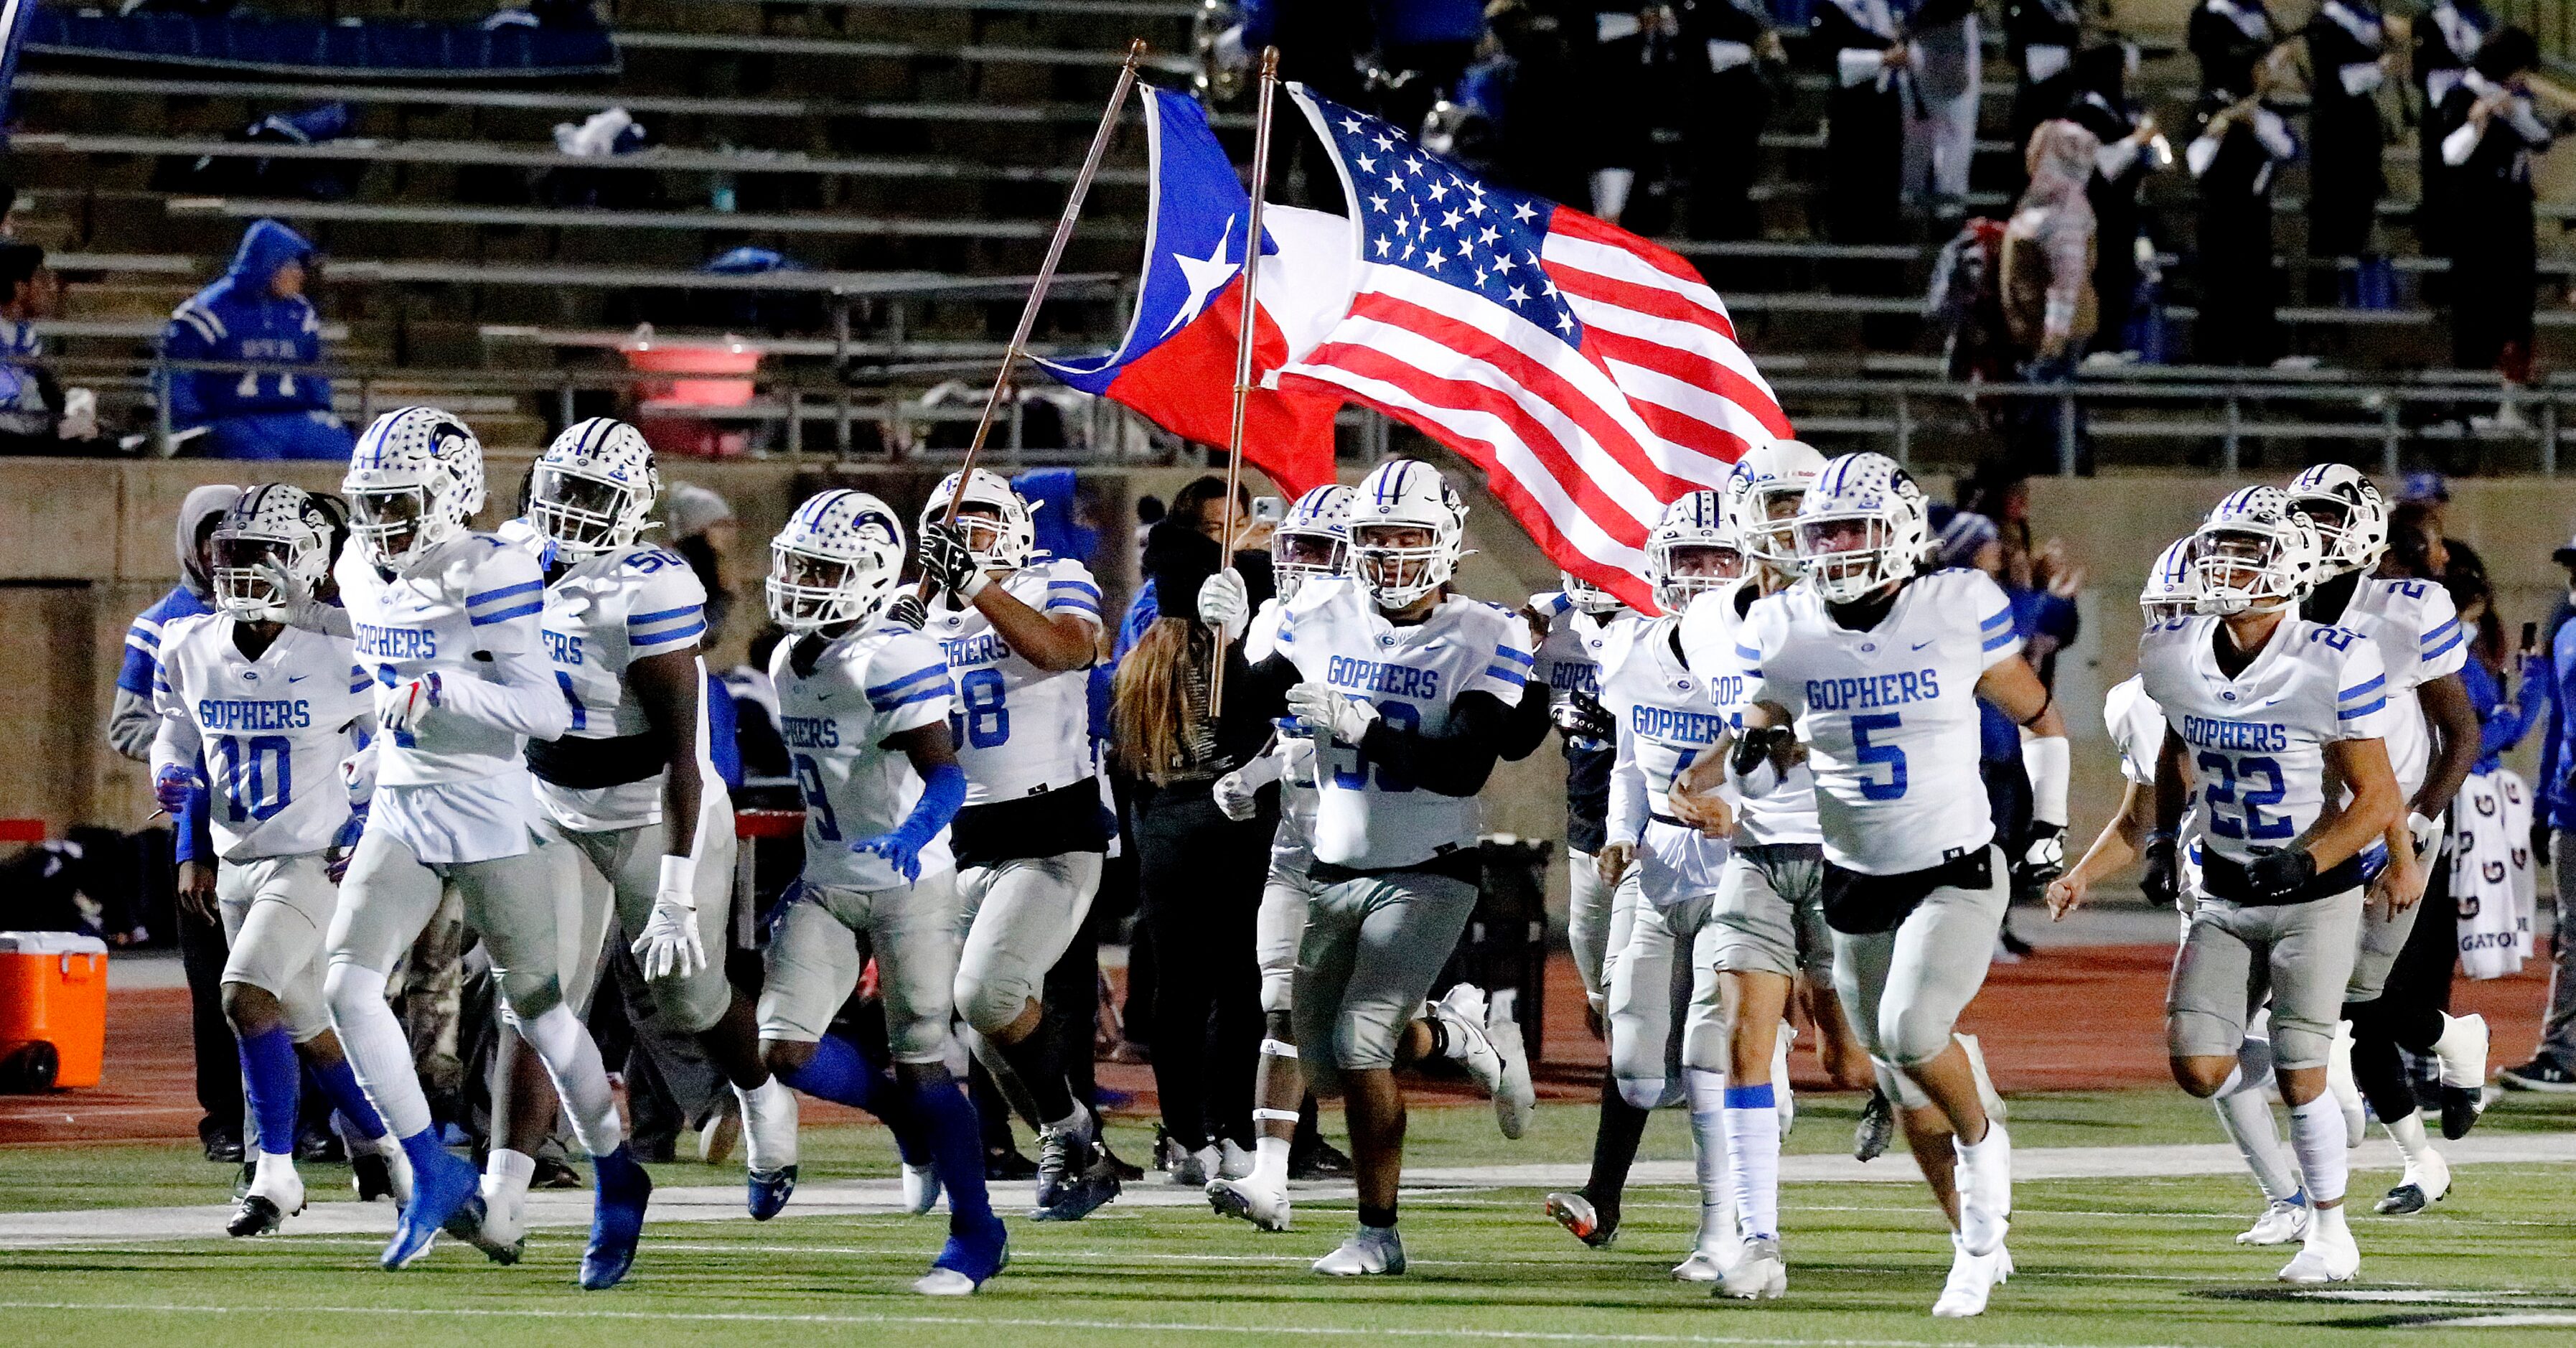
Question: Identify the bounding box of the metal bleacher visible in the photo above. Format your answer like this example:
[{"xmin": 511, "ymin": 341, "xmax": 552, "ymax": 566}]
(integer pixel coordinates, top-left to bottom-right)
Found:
[{"xmin": 13, "ymin": 0, "xmax": 2576, "ymax": 469}]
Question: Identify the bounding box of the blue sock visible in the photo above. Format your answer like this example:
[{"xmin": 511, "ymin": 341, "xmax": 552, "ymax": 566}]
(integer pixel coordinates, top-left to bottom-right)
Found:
[
  {"xmin": 909, "ymin": 1075, "xmax": 994, "ymax": 1225},
  {"xmin": 309, "ymin": 1056, "xmax": 388, "ymax": 1141},
  {"xmin": 594, "ymin": 1143, "xmax": 645, "ymax": 1191},
  {"xmin": 237, "ymin": 1026, "xmax": 301, "ymax": 1157},
  {"xmin": 1723, "ymin": 1082, "xmax": 1776, "ymax": 1111},
  {"xmin": 398, "ymin": 1128, "xmax": 451, "ymax": 1176},
  {"xmin": 781, "ymin": 1034, "xmax": 927, "ymax": 1164}
]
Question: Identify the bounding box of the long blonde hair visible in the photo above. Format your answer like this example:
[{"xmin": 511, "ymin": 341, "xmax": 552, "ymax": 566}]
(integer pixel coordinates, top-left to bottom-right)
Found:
[{"xmin": 1112, "ymin": 617, "xmax": 1216, "ymax": 785}]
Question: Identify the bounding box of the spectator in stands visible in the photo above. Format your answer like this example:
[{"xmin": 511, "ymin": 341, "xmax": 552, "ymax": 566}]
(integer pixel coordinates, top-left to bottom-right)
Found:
[
  {"xmin": 1999, "ymin": 120, "xmax": 2099, "ymax": 474},
  {"xmin": 2437, "ymin": 27, "xmax": 2556, "ymax": 427},
  {"xmin": 1682, "ymin": 0, "xmax": 1780, "ymax": 240},
  {"xmin": 2186, "ymin": 61, "xmax": 2298, "ymax": 366},
  {"xmin": 1446, "ymin": 0, "xmax": 1591, "ymax": 208},
  {"xmin": 1584, "ymin": 2, "xmax": 1683, "ymax": 228},
  {"xmin": 2414, "ymin": 0, "xmax": 2497, "ymax": 267},
  {"xmin": 2064, "ymin": 44, "xmax": 2161, "ymax": 351},
  {"xmin": 1231, "ymin": 0, "xmax": 1373, "ymax": 214},
  {"xmin": 1900, "ymin": 0, "xmax": 1982, "ymax": 221},
  {"xmin": 160, "ymin": 220, "xmax": 353, "ymax": 460},
  {"xmin": 2187, "ymin": 0, "xmax": 2276, "ymax": 102},
  {"xmin": 2303, "ymin": 0, "xmax": 2389, "ymax": 304},
  {"xmin": 1814, "ymin": 0, "xmax": 1906, "ymax": 278},
  {"xmin": 664, "ymin": 481, "xmax": 736, "ymax": 639},
  {"xmin": 0, "ymin": 245, "xmax": 100, "ymax": 454},
  {"xmin": 2002, "ymin": 0, "xmax": 2083, "ymax": 194}
]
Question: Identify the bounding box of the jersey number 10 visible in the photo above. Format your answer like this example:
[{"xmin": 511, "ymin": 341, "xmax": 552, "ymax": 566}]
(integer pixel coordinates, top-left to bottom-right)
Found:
[{"xmin": 212, "ymin": 735, "xmax": 293, "ymax": 823}]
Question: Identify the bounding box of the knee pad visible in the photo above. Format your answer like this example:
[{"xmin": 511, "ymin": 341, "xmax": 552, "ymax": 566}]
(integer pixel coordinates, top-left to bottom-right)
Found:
[
  {"xmin": 322, "ymin": 960, "xmax": 387, "ymax": 1020},
  {"xmin": 1874, "ymin": 1058, "xmax": 1934, "ymax": 1110},
  {"xmin": 1260, "ymin": 970, "xmax": 1296, "ymax": 1016},
  {"xmin": 1878, "ymin": 1006, "xmax": 1954, "ymax": 1069},
  {"xmin": 953, "ymin": 970, "xmax": 1031, "ymax": 1036},
  {"xmin": 493, "ymin": 968, "xmax": 566, "ymax": 1025},
  {"xmin": 1616, "ymin": 1075, "xmax": 1678, "ymax": 1112}
]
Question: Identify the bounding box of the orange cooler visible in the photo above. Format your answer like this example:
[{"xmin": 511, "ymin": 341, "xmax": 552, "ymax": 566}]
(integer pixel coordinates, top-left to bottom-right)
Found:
[{"xmin": 0, "ymin": 932, "xmax": 108, "ymax": 1090}]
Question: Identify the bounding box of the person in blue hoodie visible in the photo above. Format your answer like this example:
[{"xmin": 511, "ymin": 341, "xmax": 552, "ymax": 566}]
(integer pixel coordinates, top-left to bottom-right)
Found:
[{"xmin": 159, "ymin": 220, "xmax": 354, "ymax": 461}]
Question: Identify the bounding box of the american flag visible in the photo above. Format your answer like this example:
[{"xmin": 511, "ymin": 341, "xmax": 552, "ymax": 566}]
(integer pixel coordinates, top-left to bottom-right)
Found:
[{"xmin": 1272, "ymin": 86, "xmax": 1792, "ymax": 611}]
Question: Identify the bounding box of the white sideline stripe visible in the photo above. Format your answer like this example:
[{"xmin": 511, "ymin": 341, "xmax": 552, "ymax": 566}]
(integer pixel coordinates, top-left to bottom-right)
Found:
[
  {"xmin": 0, "ymin": 1301, "xmax": 2189, "ymax": 1347},
  {"xmin": 2, "ymin": 1134, "xmax": 2569, "ymax": 1248}
]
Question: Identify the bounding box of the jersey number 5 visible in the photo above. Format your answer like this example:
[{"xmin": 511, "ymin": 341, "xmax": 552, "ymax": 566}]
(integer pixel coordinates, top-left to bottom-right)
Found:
[{"xmin": 1850, "ymin": 712, "xmax": 1908, "ymax": 800}]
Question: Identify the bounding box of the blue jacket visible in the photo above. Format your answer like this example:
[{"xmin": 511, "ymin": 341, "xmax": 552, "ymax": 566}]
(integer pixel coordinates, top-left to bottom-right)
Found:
[
  {"xmin": 2544, "ymin": 621, "xmax": 2576, "ymax": 829},
  {"xmin": 161, "ymin": 220, "xmax": 333, "ymax": 429}
]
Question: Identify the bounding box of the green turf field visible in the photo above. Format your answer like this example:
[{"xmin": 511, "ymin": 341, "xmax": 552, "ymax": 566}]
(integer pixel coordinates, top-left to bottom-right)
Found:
[{"xmin": 3, "ymin": 1092, "xmax": 2572, "ymax": 1346}]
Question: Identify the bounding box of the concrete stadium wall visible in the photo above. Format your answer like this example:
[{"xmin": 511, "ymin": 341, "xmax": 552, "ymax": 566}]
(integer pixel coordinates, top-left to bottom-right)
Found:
[{"xmin": 6, "ymin": 459, "xmax": 2567, "ymax": 912}]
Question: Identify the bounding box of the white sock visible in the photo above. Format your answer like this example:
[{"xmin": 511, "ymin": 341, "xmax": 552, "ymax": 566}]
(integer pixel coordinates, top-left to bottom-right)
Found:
[
  {"xmin": 1253, "ymin": 1135, "xmax": 1291, "ymax": 1187},
  {"xmin": 2309, "ymin": 1198, "xmax": 2351, "ymax": 1242},
  {"xmin": 1684, "ymin": 1067, "xmax": 1736, "ymax": 1247},
  {"xmin": 2286, "ymin": 1096, "xmax": 2348, "ymax": 1206},
  {"xmin": 323, "ymin": 964, "xmax": 432, "ymax": 1140},
  {"xmin": 517, "ymin": 1002, "xmax": 624, "ymax": 1157},
  {"xmin": 250, "ymin": 1148, "xmax": 299, "ymax": 1197},
  {"xmin": 2213, "ymin": 1057, "xmax": 2299, "ymax": 1205},
  {"xmin": 1721, "ymin": 1096, "xmax": 1783, "ymax": 1239},
  {"xmin": 2384, "ymin": 1110, "xmax": 2433, "ymax": 1166},
  {"xmin": 484, "ymin": 1146, "xmax": 536, "ymax": 1206}
]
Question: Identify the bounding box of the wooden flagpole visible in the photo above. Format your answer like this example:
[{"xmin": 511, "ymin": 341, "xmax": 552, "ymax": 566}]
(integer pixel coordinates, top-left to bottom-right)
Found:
[
  {"xmin": 1209, "ymin": 45, "xmax": 1280, "ymax": 711},
  {"xmin": 916, "ymin": 37, "xmax": 1146, "ymax": 602}
]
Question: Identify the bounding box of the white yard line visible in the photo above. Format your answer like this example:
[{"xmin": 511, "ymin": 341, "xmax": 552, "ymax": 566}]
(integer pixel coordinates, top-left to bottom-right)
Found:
[{"xmin": 2, "ymin": 1134, "xmax": 2570, "ymax": 1249}]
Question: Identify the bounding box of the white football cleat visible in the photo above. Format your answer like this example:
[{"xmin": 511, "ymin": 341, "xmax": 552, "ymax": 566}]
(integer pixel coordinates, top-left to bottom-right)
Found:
[
  {"xmin": 2237, "ymin": 1199, "xmax": 2310, "ymax": 1246},
  {"xmin": 1217, "ymin": 1138, "xmax": 1255, "ymax": 1181},
  {"xmin": 1931, "ymin": 1235, "xmax": 2003, "ymax": 1318},
  {"xmin": 2374, "ymin": 1149, "xmax": 2452, "ymax": 1214},
  {"xmin": 1716, "ymin": 1237, "xmax": 1788, "ymax": 1300},
  {"xmin": 469, "ymin": 1172, "xmax": 528, "ymax": 1265},
  {"xmin": 2277, "ymin": 1216, "xmax": 2360, "ymax": 1283},
  {"xmin": 901, "ymin": 1161, "xmax": 943, "ymax": 1216},
  {"xmin": 1954, "ymin": 1120, "xmax": 2012, "ymax": 1258},
  {"xmin": 1207, "ymin": 1176, "xmax": 1293, "ymax": 1232},
  {"xmin": 2327, "ymin": 1023, "xmax": 2366, "ymax": 1146},
  {"xmin": 913, "ymin": 1268, "xmax": 978, "ymax": 1296},
  {"xmin": 1312, "ymin": 1224, "xmax": 1405, "ymax": 1276},
  {"xmin": 1430, "ymin": 985, "xmax": 1532, "ymax": 1140},
  {"xmin": 2432, "ymin": 1013, "xmax": 2489, "ymax": 1091}
]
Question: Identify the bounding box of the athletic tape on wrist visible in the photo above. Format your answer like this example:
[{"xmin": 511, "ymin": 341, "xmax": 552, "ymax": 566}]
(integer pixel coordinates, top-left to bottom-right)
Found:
[
  {"xmin": 1258, "ymin": 1038, "xmax": 1300, "ymax": 1060},
  {"xmin": 1253, "ymin": 1108, "xmax": 1303, "ymax": 1124},
  {"xmin": 657, "ymin": 852, "xmax": 696, "ymax": 904}
]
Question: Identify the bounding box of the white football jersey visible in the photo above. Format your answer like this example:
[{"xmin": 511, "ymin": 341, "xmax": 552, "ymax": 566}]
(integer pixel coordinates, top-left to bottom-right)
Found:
[
  {"xmin": 1601, "ymin": 614, "xmax": 1736, "ymax": 902},
  {"xmin": 1247, "ymin": 599, "xmax": 1320, "ymax": 872},
  {"xmin": 2138, "ymin": 615, "xmax": 2394, "ymax": 868},
  {"xmin": 1276, "ymin": 578, "xmax": 1534, "ymax": 869},
  {"xmin": 772, "ymin": 622, "xmax": 957, "ymax": 892},
  {"xmin": 337, "ymin": 533, "xmax": 548, "ymax": 787},
  {"xmin": 1742, "ymin": 568, "xmax": 2022, "ymax": 874},
  {"xmin": 2308, "ymin": 576, "xmax": 2465, "ymax": 800},
  {"xmin": 926, "ymin": 556, "xmax": 1102, "ymax": 803},
  {"xmin": 535, "ymin": 541, "xmax": 711, "ymax": 830},
  {"xmin": 2104, "ymin": 674, "xmax": 2166, "ymax": 787},
  {"xmin": 1680, "ymin": 579, "xmax": 1822, "ymax": 846},
  {"xmin": 151, "ymin": 614, "xmax": 370, "ymax": 861}
]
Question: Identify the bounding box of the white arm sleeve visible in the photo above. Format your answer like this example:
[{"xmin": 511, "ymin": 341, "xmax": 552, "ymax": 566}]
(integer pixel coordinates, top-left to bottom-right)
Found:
[
  {"xmin": 2443, "ymin": 117, "xmax": 2485, "ymax": 166},
  {"xmin": 2021, "ymin": 729, "xmax": 2071, "ymax": 828},
  {"xmin": 1606, "ymin": 722, "xmax": 1650, "ymax": 846},
  {"xmin": 149, "ymin": 703, "xmax": 201, "ymax": 782},
  {"xmin": 436, "ymin": 637, "xmax": 575, "ymax": 741},
  {"xmin": 2186, "ymin": 134, "xmax": 2221, "ymax": 178}
]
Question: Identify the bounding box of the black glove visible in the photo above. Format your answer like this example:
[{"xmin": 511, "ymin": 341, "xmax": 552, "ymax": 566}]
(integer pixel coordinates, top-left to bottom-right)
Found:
[
  {"xmin": 882, "ymin": 592, "xmax": 928, "ymax": 632},
  {"xmin": 2244, "ymin": 846, "xmax": 2316, "ymax": 901},
  {"xmin": 2140, "ymin": 835, "xmax": 2181, "ymax": 909},
  {"xmin": 916, "ymin": 520, "xmax": 983, "ymax": 598},
  {"xmin": 2534, "ymin": 820, "xmax": 2555, "ymax": 870},
  {"xmin": 2013, "ymin": 821, "xmax": 2066, "ymax": 891},
  {"xmin": 1552, "ymin": 692, "xmax": 1614, "ymax": 744},
  {"xmin": 1731, "ymin": 724, "xmax": 1791, "ymax": 777}
]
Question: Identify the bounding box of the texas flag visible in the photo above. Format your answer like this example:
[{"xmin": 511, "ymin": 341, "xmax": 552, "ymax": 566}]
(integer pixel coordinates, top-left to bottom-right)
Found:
[{"xmin": 1032, "ymin": 85, "xmax": 1350, "ymax": 496}]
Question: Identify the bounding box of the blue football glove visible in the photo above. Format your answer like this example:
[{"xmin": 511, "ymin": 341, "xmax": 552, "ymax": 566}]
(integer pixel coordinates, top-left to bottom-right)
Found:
[
  {"xmin": 326, "ymin": 807, "xmax": 367, "ymax": 884},
  {"xmin": 155, "ymin": 762, "xmax": 205, "ymax": 813},
  {"xmin": 851, "ymin": 830, "xmax": 926, "ymax": 884}
]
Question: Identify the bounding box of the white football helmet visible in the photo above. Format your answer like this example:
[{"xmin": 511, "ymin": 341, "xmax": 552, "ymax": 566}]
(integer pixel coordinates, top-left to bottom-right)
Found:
[
  {"xmin": 344, "ymin": 406, "xmax": 485, "ymax": 571},
  {"xmin": 530, "ymin": 417, "xmax": 660, "ymax": 559},
  {"xmin": 1646, "ymin": 490, "xmax": 1743, "ymax": 615},
  {"xmin": 1347, "ymin": 458, "xmax": 1466, "ymax": 609},
  {"xmin": 1724, "ymin": 439, "xmax": 1829, "ymax": 571},
  {"xmin": 922, "ymin": 467, "xmax": 1035, "ymax": 573},
  {"xmin": 767, "ymin": 490, "xmax": 907, "ymax": 633},
  {"xmin": 210, "ymin": 482, "xmax": 334, "ymax": 622},
  {"xmin": 1793, "ymin": 452, "xmax": 1929, "ymax": 604},
  {"xmin": 1273, "ymin": 482, "xmax": 1353, "ymax": 602},
  {"xmin": 1559, "ymin": 571, "xmax": 1625, "ymax": 615},
  {"xmin": 2282, "ymin": 462, "xmax": 2389, "ymax": 576},
  {"xmin": 2139, "ymin": 538, "xmax": 2201, "ymax": 625},
  {"xmin": 2192, "ymin": 486, "xmax": 2323, "ymax": 616}
]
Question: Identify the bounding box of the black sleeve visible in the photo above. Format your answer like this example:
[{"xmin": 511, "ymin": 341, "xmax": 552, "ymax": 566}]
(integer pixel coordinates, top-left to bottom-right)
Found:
[
  {"xmin": 1496, "ymin": 673, "xmax": 1555, "ymax": 762},
  {"xmin": 1220, "ymin": 648, "xmax": 1302, "ymax": 731},
  {"xmin": 1357, "ymin": 690, "xmax": 1513, "ymax": 797}
]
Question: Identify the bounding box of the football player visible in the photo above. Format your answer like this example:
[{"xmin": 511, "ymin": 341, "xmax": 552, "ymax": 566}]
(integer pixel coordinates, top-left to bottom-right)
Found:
[
  {"xmin": 910, "ymin": 468, "xmax": 1121, "ymax": 1220},
  {"xmin": 1206, "ymin": 484, "xmax": 1531, "ymax": 1234},
  {"xmin": 1593, "ymin": 492, "xmax": 1755, "ymax": 1283},
  {"xmin": 150, "ymin": 484, "xmax": 407, "ymax": 1235},
  {"xmin": 1196, "ymin": 459, "xmax": 1540, "ymax": 1276},
  {"xmin": 757, "ymin": 488, "xmax": 1003, "ymax": 1294},
  {"xmin": 2054, "ymin": 487, "xmax": 2405, "ymax": 1285},
  {"xmin": 1726, "ymin": 452, "xmax": 2069, "ymax": 1317},
  {"xmin": 293, "ymin": 408, "xmax": 643, "ymax": 1287},
  {"xmin": 2283, "ymin": 464, "xmax": 2488, "ymax": 1212},
  {"xmin": 508, "ymin": 419, "xmax": 791, "ymax": 1235}
]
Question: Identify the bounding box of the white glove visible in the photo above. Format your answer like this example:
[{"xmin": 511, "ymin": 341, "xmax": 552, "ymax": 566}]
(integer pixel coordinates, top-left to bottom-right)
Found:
[
  {"xmin": 375, "ymin": 673, "xmax": 441, "ymax": 740},
  {"xmin": 2407, "ymin": 810, "xmax": 2442, "ymax": 860},
  {"xmin": 1212, "ymin": 745, "xmax": 1289, "ymax": 821},
  {"xmin": 1198, "ymin": 567, "xmax": 1249, "ymax": 639},
  {"xmin": 339, "ymin": 739, "xmax": 379, "ymax": 804},
  {"xmin": 254, "ymin": 559, "xmax": 353, "ymax": 637},
  {"xmin": 631, "ymin": 854, "xmax": 708, "ymax": 981},
  {"xmin": 58, "ymin": 387, "xmax": 98, "ymax": 441},
  {"xmin": 1287, "ymin": 680, "xmax": 1379, "ymax": 745}
]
